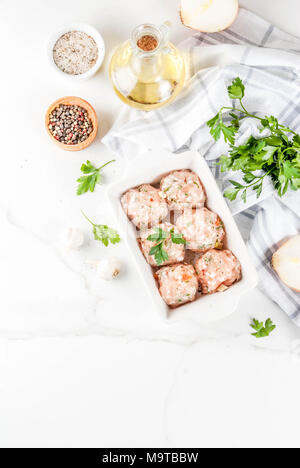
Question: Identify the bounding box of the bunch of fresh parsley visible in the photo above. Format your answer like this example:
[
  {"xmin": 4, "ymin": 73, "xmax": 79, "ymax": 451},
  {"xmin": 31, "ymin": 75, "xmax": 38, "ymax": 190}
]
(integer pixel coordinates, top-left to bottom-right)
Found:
[
  {"xmin": 207, "ymin": 77, "xmax": 300, "ymax": 203},
  {"xmin": 82, "ymin": 211, "xmax": 120, "ymax": 247},
  {"xmin": 77, "ymin": 160, "xmax": 115, "ymax": 195},
  {"xmin": 147, "ymin": 227, "xmax": 186, "ymax": 266}
]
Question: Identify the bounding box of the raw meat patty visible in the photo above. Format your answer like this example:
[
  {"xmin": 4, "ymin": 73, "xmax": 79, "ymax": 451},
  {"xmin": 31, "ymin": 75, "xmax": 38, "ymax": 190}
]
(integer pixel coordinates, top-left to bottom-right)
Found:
[
  {"xmin": 156, "ymin": 263, "xmax": 198, "ymax": 306},
  {"xmin": 176, "ymin": 208, "xmax": 225, "ymax": 252},
  {"xmin": 139, "ymin": 223, "xmax": 186, "ymax": 267},
  {"xmin": 195, "ymin": 249, "xmax": 242, "ymax": 294},
  {"xmin": 121, "ymin": 184, "xmax": 168, "ymax": 230},
  {"xmin": 160, "ymin": 170, "xmax": 206, "ymax": 210}
]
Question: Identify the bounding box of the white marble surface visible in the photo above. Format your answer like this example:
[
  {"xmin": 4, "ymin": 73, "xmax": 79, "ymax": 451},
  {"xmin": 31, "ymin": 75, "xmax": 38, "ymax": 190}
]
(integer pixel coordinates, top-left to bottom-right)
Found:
[{"xmin": 1, "ymin": 0, "xmax": 300, "ymax": 448}]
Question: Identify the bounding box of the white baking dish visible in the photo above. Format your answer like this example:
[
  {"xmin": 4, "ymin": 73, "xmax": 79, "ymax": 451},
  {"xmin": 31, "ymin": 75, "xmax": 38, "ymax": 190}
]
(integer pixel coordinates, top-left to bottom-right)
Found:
[{"xmin": 107, "ymin": 149, "xmax": 258, "ymax": 324}]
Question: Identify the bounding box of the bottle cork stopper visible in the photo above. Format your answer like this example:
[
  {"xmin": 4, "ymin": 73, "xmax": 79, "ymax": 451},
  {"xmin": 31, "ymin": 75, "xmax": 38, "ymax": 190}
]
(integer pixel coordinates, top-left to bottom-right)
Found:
[{"xmin": 137, "ymin": 35, "xmax": 158, "ymax": 51}]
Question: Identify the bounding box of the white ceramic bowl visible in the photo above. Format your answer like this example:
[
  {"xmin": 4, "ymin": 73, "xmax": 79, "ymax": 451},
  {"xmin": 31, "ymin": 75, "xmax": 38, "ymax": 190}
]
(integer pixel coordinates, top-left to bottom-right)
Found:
[
  {"xmin": 48, "ymin": 23, "xmax": 105, "ymax": 80},
  {"xmin": 107, "ymin": 150, "xmax": 258, "ymax": 324}
]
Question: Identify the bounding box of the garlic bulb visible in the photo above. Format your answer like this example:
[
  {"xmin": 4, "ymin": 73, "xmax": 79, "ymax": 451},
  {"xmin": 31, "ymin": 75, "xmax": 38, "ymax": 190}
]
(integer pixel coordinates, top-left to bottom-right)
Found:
[
  {"xmin": 60, "ymin": 228, "xmax": 85, "ymax": 250},
  {"xmin": 96, "ymin": 257, "xmax": 122, "ymax": 281}
]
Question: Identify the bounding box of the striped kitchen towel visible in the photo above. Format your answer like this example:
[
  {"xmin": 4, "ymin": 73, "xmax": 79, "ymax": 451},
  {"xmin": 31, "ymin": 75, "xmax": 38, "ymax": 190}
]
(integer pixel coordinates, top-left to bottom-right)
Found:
[{"xmin": 103, "ymin": 8, "xmax": 300, "ymax": 325}]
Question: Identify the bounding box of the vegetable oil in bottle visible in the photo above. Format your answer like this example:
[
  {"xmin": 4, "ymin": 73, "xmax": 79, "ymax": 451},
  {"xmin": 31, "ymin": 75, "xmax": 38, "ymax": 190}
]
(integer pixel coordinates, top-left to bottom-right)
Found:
[{"xmin": 109, "ymin": 23, "xmax": 185, "ymax": 111}]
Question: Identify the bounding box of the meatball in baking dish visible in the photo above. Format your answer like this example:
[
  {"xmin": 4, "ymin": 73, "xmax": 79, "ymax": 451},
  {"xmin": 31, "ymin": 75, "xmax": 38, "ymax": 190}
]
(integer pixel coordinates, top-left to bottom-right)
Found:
[
  {"xmin": 195, "ymin": 249, "xmax": 242, "ymax": 294},
  {"xmin": 139, "ymin": 223, "xmax": 186, "ymax": 267},
  {"xmin": 176, "ymin": 207, "xmax": 225, "ymax": 252},
  {"xmin": 156, "ymin": 264, "xmax": 198, "ymax": 306},
  {"xmin": 160, "ymin": 170, "xmax": 206, "ymax": 210},
  {"xmin": 121, "ymin": 184, "xmax": 168, "ymax": 230}
]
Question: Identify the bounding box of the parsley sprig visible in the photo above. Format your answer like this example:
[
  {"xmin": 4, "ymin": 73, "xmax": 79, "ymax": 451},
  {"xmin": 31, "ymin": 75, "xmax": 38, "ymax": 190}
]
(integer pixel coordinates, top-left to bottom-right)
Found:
[
  {"xmin": 207, "ymin": 77, "xmax": 300, "ymax": 202},
  {"xmin": 81, "ymin": 211, "xmax": 120, "ymax": 247},
  {"xmin": 170, "ymin": 228, "xmax": 186, "ymax": 245},
  {"xmin": 147, "ymin": 227, "xmax": 186, "ymax": 266},
  {"xmin": 250, "ymin": 318, "xmax": 276, "ymax": 338},
  {"xmin": 77, "ymin": 160, "xmax": 115, "ymax": 195}
]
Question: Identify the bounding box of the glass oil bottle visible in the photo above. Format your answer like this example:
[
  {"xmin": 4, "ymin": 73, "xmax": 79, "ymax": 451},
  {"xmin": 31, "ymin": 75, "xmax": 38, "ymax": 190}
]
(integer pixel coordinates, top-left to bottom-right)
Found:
[{"xmin": 109, "ymin": 23, "xmax": 185, "ymax": 111}]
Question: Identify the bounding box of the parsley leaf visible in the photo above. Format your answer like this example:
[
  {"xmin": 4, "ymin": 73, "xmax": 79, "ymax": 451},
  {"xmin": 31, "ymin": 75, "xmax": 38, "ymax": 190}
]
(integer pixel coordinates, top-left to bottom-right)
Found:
[
  {"xmin": 207, "ymin": 112, "xmax": 237, "ymax": 145},
  {"xmin": 80, "ymin": 160, "xmax": 98, "ymax": 174},
  {"xmin": 170, "ymin": 228, "xmax": 187, "ymax": 245},
  {"xmin": 224, "ymin": 188, "xmax": 239, "ymax": 201},
  {"xmin": 77, "ymin": 160, "xmax": 115, "ymax": 195},
  {"xmin": 283, "ymin": 160, "xmax": 300, "ymax": 179},
  {"xmin": 93, "ymin": 225, "xmax": 120, "ymax": 246},
  {"xmin": 149, "ymin": 243, "xmax": 169, "ymax": 266},
  {"xmin": 147, "ymin": 227, "xmax": 169, "ymax": 266},
  {"xmin": 250, "ymin": 318, "xmax": 276, "ymax": 338},
  {"xmin": 227, "ymin": 77, "xmax": 245, "ymax": 100},
  {"xmin": 81, "ymin": 211, "xmax": 120, "ymax": 247}
]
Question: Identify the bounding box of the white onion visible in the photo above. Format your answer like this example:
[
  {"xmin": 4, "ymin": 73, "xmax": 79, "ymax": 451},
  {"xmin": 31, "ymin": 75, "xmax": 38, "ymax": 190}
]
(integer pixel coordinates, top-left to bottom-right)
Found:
[
  {"xmin": 272, "ymin": 235, "xmax": 300, "ymax": 292},
  {"xmin": 180, "ymin": 0, "xmax": 239, "ymax": 33}
]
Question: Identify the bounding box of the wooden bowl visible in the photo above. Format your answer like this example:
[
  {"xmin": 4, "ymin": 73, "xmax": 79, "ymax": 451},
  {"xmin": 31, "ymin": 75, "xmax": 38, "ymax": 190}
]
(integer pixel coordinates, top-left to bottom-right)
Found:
[{"xmin": 45, "ymin": 96, "xmax": 98, "ymax": 151}]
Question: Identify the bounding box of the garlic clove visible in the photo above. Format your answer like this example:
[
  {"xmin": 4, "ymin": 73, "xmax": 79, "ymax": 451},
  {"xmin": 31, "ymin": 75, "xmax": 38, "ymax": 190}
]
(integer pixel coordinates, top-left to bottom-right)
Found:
[
  {"xmin": 96, "ymin": 256, "xmax": 122, "ymax": 281},
  {"xmin": 60, "ymin": 227, "xmax": 85, "ymax": 250}
]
